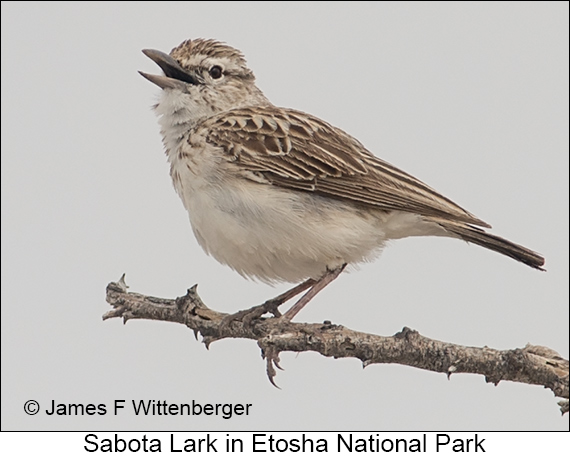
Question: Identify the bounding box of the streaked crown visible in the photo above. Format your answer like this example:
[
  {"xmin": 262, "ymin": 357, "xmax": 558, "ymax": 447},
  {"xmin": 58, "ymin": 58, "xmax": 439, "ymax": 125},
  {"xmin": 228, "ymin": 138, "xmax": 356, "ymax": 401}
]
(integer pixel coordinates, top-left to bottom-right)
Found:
[{"xmin": 170, "ymin": 38, "xmax": 254, "ymax": 81}]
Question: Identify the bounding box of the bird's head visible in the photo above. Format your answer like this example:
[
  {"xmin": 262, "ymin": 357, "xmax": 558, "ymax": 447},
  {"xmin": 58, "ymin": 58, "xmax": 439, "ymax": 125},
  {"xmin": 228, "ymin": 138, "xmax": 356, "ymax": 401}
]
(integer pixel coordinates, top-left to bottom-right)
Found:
[{"xmin": 140, "ymin": 38, "xmax": 270, "ymax": 124}]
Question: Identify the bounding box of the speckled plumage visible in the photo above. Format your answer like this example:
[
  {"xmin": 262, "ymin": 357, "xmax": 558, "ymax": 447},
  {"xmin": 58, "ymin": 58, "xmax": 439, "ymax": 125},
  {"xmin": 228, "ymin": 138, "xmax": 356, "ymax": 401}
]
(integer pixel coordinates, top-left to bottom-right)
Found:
[{"xmin": 140, "ymin": 39, "xmax": 544, "ymax": 317}]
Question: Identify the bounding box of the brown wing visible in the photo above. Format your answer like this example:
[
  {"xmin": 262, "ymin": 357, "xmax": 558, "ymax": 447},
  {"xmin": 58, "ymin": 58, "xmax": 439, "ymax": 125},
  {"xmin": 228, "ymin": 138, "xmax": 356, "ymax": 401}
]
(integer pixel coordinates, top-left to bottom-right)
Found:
[{"xmin": 201, "ymin": 106, "xmax": 491, "ymax": 228}]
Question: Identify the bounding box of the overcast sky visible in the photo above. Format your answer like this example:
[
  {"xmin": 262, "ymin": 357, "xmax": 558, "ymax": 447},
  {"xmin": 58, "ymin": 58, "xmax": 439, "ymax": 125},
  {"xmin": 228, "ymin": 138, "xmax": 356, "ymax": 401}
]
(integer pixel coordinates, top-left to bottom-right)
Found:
[{"xmin": 2, "ymin": 2, "xmax": 568, "ymax": 432}]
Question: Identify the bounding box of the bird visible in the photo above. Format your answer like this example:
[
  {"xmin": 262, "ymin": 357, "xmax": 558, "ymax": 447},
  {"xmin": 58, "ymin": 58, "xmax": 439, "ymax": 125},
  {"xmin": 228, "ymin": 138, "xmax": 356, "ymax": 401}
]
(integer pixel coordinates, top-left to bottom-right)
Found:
[{"xmin": 139, "ymin": 38, "xmax": 544, "ymax": 322}]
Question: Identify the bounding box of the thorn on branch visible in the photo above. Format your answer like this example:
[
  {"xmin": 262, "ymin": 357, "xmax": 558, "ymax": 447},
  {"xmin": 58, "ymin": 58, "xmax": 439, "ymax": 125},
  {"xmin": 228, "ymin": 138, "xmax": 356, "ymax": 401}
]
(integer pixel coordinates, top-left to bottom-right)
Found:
[
  {"xmin": 395, "ymin": 326, "xmax": 419, "ymax": 340},
  {"xmin": 102, "ymin": 305, "xmax": 126, "ymax": 321},
  {"xmin": 558, "ymin": 400, "xmax": 569, "ymax": 415},
  {"xmin": 103, "ymin": 278, "xmax": 569, "ymax": 411}
]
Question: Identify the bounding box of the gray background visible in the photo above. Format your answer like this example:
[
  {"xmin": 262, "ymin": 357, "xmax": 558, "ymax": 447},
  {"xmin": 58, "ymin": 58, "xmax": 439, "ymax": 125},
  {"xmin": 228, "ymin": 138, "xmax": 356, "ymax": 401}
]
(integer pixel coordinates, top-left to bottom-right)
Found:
[{"xmin": 1, "ymin": 2, "xmax": 568, "ymax": 431}]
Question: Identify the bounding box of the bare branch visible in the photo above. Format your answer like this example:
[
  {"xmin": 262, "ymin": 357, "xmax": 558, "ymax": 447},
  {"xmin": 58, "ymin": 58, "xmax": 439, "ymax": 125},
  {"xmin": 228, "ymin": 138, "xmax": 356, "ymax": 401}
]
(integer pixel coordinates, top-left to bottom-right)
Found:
[{"xmin": 103, "ymin": 278, "xmax": 569, "ymax": 414}]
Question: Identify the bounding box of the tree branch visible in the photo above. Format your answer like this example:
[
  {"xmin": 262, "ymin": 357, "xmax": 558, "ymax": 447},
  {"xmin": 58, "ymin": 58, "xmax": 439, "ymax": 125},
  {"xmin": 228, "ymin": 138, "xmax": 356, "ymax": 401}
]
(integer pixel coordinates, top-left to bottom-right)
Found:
[{"xmin": 103, "ymin": 276, "xmax": 569, "ymax": 414}]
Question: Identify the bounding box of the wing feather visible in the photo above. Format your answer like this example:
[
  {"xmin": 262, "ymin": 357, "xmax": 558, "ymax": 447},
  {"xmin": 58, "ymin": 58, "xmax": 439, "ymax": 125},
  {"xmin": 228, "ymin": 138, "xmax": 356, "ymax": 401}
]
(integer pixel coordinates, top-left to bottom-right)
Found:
[{"xmin": 201, "ymin": 106, "xmax": 490, "ymax": 228}]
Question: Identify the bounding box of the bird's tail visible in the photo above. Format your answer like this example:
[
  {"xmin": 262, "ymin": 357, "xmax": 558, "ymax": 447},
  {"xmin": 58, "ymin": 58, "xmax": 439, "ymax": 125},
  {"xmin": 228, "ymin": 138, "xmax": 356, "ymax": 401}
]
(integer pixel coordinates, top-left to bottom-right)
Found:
[{"xmin": 426, "ymin": 217, "xmax": 545, "ymax": 270}]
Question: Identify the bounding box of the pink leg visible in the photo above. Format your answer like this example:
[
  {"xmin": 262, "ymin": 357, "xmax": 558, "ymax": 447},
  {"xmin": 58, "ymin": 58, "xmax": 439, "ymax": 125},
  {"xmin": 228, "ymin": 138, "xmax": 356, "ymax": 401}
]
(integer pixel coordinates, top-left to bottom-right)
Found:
[
  {"xmin": 263, "ymin": 277, "xmax": 317, "ymax": 313},
  {"xmin": 283, "ymin": 264, "xmax": 346, "ymax": 321},
  {"xmin": 219, "ymin": 277, "xmax": 317, "ymax": 331}
]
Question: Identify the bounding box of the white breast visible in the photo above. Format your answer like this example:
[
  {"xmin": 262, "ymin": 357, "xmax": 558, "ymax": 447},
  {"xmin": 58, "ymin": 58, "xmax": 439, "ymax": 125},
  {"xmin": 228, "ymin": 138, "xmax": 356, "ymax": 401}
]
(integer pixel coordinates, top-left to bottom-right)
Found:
[{"xmin": 156, "ymin": 90, "xmax": 448, "ymax": 284}]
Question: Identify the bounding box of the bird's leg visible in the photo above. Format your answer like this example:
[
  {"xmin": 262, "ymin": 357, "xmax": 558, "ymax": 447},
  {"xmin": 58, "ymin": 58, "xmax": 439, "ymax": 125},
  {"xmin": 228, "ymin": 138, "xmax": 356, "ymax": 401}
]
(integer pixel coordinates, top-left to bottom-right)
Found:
[
  {"xmin": 259, "ymin": 278, "xmax": 317, "ymax": 316},
  {"xmin": 219, "ymin": 264, "xmax": 346, "ymax": 333},
  {"xmin": 219, "ymin": 278, "xmax": 316, "ymax": 332},
  {"xmin": 282, "ymin": 264, "xmax": 346, "ymax": 321}
]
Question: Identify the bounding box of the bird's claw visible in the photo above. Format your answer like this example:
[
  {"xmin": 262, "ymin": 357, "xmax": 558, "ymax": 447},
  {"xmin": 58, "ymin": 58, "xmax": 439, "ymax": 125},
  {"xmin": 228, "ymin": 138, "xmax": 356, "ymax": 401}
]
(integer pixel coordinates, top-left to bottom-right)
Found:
[
  {"xmin": 218, "ymin": 299, "xmax": 283, "ymax": 335},
  {"xmin": 263, "ymin": 347, "xmax": 283, "ymax": 389}
]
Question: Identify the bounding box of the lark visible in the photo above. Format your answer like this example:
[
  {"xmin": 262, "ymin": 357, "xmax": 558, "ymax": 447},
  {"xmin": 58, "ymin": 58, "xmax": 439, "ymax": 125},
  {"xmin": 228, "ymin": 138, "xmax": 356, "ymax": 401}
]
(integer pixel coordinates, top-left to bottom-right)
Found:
[{"xmin": 140, "ymin": 38, "xmax": 544, "ymax": 321}]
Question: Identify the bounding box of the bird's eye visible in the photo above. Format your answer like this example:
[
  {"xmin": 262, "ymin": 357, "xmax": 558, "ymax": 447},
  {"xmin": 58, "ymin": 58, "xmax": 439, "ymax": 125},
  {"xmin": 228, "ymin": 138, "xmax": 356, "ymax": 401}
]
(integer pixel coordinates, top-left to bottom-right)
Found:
[{"xmin": 209, "ymin": 65, "xmax": 223, "ymax": 79}]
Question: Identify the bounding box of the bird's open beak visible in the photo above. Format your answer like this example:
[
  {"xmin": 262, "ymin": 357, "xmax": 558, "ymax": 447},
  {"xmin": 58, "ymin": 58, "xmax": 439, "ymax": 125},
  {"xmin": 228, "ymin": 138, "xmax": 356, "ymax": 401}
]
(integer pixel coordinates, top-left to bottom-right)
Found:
[{"xmin": 139, "ymin": 49, "xmax": 197, "ymax": 90}]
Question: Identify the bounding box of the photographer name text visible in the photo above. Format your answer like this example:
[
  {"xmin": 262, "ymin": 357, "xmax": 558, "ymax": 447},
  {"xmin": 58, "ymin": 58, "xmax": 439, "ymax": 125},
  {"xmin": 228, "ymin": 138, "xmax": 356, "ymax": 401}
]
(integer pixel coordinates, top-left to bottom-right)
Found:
[{"xmin": 42, "ymin": 400, "xmax": 251, "ymax": 420}]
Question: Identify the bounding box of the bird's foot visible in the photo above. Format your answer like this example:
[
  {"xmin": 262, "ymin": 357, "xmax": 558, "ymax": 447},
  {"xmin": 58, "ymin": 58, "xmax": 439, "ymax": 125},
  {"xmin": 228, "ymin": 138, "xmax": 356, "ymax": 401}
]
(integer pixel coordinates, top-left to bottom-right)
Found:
[
  {"xmin": 262, "ymin": 346, "xmax": 283, "ymax": 389},
  {"xmin": 218, "ymin": 278, "xmax": 317, "ymax": 335},
  {"xmin": 219, "ymin": 298, "xmax": 283, "ymax": 335}
]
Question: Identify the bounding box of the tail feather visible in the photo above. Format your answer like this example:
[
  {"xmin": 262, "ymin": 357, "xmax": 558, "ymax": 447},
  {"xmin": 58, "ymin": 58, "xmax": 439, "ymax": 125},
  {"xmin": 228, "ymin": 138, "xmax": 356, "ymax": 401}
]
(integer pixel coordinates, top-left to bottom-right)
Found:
[{"xmin": 428, "ymin": 218, "xmax": 545, "ymax": 270}]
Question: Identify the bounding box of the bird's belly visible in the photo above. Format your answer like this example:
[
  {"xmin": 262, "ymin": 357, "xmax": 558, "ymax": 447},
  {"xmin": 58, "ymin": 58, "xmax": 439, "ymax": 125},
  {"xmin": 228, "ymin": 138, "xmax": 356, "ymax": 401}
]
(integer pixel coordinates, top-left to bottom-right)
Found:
[{"xmin": 182, "ymin": 179, "xmax": 390, "ymax": 283}]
